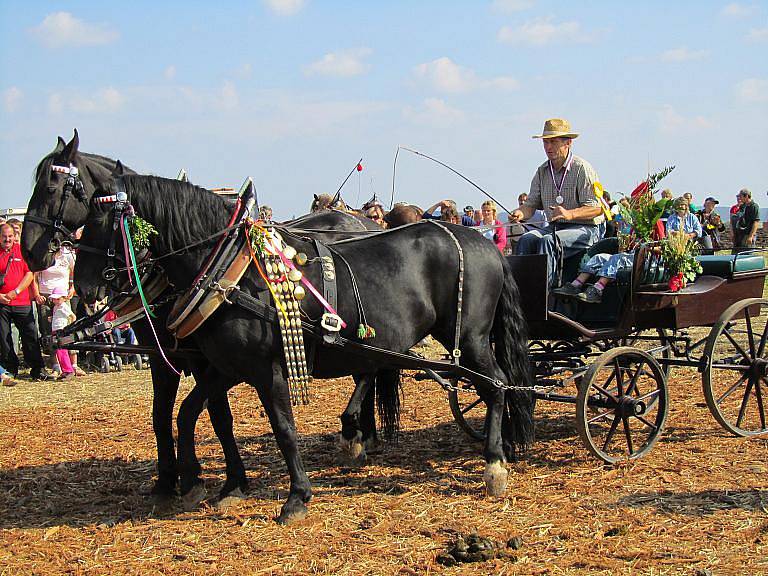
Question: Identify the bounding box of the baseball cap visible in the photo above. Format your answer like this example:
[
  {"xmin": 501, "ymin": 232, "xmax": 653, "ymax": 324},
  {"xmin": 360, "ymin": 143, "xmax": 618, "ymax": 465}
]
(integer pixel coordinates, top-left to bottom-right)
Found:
[
  {"xmin": 463, "ymin": 205, "xmax": 474, "ymax": 213},
  {"xmin": 704, "ymin": 197, "xmax": 719, "ymax": 204}
]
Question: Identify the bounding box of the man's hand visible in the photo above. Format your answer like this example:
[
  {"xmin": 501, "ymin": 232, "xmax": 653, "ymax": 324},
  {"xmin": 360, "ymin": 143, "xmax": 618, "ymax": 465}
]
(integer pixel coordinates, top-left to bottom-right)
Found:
[
  {"xmin": 549, "ymin": 205, "xmax": 573, "ymax": 222},
  {"xmin": 747, "ymin": 235, "xmax": 755, "ymax": 245},
  {"xmin": 0, "ymin": 293, "xmax": 12, "ymax": 305},
  {"xmin": 508, "ymin": 209, "xmax": 525, "ymax": 223}
]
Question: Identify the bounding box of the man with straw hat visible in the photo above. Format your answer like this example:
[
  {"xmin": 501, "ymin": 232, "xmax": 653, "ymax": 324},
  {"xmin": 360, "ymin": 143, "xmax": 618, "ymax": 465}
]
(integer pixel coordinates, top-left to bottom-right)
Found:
[{"xmin": 510, "ymin": 118, "xmax": 605, "ymax": 287}]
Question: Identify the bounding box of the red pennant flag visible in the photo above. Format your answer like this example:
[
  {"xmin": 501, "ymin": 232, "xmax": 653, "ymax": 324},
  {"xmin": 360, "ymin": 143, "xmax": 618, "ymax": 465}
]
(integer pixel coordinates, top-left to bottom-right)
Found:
[
  {"xmin": 630, "ymin": 180, "xmax": 649, "ymax": 199},
  {"xmin": 356, "ymin": 163, "xmax": 363, "ymax": 172}
]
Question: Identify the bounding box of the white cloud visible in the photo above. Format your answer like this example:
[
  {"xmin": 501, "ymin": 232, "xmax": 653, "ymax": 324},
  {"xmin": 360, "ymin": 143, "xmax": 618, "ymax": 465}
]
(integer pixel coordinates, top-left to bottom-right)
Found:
[
  {"xmin": 413, "ymin": 57, "xmax": 519, "ymax": 94},
  {"xmin": 737, "ymin": 78, "xmax": 768, "ymax": 102},
  {"xmin": 660, "ymin": 47, "xmax": 707, "ymax": 62},
  {"xmin": 413, "ymin": 57, "xmax": 477, "ymax": 93},
  {"xmin": 747, "ymin": 27, "xmax": 768, "ymax": 42},
  {"xmin": 3, "ymin": 87, "xmax": 22, "ymax": 113},
  {"xmin": 164, "ymin": 65, "xmax": 176, "ymax": 80},
  {"xmin": 403, "ymin": 98, "xmax": 465, "ymax": 126},
  {"xmin": 236, "ymin": 63, "xmax": 253, "ymax": 79},
  {"xmin": 305, "ymin": 47, "xmax": 372, "ymax": 77},
  {"xmin": 720, "ymin": 2, "xmax": 758, "ymax": 17},
  {"xmin": 498, "ymin": 17, "xmax": 585, "ymax": 46},
  {"xmin": 217, "ymin": 81, "xmax": 239, "ymax": 110},
  {"xmin": 491, "ymin": 0, "xmax": 534, "ymax": 13},
  {"xmin": 263, "ymin": 0, "xmax": 305, "ymax": 16},
  {"xmin": 47, "ymin": 87, "xmax": 125, "ymax": 115},
  {"xmin": 31, "ymin": 12, "xmax": 119, "ymax": 48},
  {"xmin": 659, "ymin": 104, "xmax": 714, "ymax": 132}
]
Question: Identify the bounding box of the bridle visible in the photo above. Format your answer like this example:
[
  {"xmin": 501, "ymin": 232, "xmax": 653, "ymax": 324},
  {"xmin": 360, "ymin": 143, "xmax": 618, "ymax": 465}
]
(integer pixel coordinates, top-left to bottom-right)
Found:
[
  {"xmin": 75, "ymin": 178, "xmax": 135, "ymax": 286},
  {"xmin": 24, "ymin": 163, "xmax": 89, "ymax": 253}
]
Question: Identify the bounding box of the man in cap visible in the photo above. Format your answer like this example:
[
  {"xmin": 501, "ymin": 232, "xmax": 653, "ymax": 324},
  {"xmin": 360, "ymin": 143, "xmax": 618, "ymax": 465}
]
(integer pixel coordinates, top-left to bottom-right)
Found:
[
  {"xmin": 696, "ymin": 196, "xmax": 725, "ymax": 253},
  {"xmin": 732, "ymin": 188, "xmax": 760, "ymax": 254},
  {"xmin": 461, "ymin": 205, "xmax": 476, "ymax": 226},
  {"xmin": 509, "ymin": 118, "xmax": 604, "ymax": 287}
]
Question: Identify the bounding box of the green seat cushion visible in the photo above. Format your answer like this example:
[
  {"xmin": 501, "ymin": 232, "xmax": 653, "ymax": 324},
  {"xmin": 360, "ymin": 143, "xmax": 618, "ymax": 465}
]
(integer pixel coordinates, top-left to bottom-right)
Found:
[{"xmin": 696, "ymin": 254, "xmax": 765, "ymax": 277}]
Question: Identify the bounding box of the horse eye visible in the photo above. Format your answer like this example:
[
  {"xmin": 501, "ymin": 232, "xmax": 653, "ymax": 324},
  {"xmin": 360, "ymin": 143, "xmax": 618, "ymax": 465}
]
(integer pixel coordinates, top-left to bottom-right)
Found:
[{"xmin": 47, "ymin": 186, "xmax": 58, "ymax": 194}]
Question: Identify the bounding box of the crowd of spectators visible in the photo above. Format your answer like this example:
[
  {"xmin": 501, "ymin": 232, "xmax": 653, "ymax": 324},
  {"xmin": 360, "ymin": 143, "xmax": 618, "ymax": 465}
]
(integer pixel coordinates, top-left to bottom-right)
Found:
[{"xmin": 0, "ymin": 216, "xmax": 94, "ymax": 384}]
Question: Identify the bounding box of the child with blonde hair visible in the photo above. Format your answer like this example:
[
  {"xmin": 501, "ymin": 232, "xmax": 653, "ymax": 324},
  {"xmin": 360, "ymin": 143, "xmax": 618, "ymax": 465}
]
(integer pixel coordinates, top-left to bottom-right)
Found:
[{"xmin": 49, "ymin": 286, "xmax": 77, "ymax": 380}]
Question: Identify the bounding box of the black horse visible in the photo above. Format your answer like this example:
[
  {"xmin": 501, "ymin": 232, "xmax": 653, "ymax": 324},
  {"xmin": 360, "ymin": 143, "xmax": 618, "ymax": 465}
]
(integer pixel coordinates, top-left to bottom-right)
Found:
[
  {"xmin": 22, "ymin": 135, "xmax": 398, "ymax": 507},
  {"xmin": 72, "ymin": 173, "xmax": 534, "ymax": 523},
  {"xmin": 20, "ymin": 132, "xmax": 250, "ymax": 503}
]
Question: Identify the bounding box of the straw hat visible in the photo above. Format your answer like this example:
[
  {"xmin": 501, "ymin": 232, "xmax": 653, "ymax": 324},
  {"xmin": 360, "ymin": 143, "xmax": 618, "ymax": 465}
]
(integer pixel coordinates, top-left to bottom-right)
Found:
[{"xmin": 532, "ymin": 118, "xmax": 579, "ymax": 139}]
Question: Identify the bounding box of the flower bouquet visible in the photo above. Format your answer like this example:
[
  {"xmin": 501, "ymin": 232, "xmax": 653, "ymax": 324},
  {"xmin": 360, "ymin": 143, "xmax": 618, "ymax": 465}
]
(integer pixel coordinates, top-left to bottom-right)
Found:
[
  {"xmin": 617, "ymin": 165, "xmax": 675, "ymax": 251},
  {"xmin": 661, "ymin": 230, "xmax": 703, "ymax": 291}
]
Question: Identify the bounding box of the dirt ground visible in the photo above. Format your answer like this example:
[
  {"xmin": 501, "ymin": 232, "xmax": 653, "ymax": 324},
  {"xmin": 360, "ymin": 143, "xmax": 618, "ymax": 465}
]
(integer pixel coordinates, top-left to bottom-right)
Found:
[{"xmin": 1, "ymin": 348, "xmax": 766, "ymax": 575}]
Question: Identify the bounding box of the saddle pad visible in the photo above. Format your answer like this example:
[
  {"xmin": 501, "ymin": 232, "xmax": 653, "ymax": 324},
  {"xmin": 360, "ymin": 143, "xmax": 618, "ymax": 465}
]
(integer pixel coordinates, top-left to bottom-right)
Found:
[{"xmin": 173, "ymin": 242, "xmax": 252, "ymax": 339}]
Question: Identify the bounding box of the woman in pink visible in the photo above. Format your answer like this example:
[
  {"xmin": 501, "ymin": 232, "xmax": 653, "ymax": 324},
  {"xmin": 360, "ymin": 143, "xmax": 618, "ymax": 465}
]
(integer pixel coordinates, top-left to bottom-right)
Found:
[
  {"xmin": 478, "ymin": 200, "xmax": 507, "ymax": 253},
  {"xmin": 35, "ymin": 247, "xmax": 82, "ymax": 374}
]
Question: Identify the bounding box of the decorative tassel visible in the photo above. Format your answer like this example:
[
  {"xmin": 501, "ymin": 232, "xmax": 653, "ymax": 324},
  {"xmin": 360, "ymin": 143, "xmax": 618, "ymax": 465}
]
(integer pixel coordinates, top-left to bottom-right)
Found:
[{"xmin": 358, "ymin": 324, "xmax": 376, "ymax": 339}]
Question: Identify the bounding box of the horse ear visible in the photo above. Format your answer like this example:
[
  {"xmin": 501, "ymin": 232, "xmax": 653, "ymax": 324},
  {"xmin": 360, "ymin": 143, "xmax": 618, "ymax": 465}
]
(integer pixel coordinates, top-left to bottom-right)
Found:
[
  {"xmin": 54, "ymin": 136, "xmax": 66, "ymax": 153},
  {"xmin": 113, "ymin": 160, "xmax": 125, "ymax": 176},
  {"xmin": 62, "ymin": 129, "xmax": 80, "ymax": 163},
  {"xmin": 313, "ymin": 194, "xmax": 319, "ymax": 200}
]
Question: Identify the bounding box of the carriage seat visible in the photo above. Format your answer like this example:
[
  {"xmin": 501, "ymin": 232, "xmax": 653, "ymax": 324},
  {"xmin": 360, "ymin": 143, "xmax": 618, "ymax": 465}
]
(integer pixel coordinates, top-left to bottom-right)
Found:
[{"xmin": 696, "ymin": 254, "xmax": 765, "ymax": 278}]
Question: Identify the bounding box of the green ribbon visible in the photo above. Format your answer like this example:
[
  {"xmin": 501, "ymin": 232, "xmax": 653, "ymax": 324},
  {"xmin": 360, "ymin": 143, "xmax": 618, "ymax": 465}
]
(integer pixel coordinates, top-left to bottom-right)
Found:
[{"xmin": 123, "ymin": 218, "xmax": 156, "ymax": 318}]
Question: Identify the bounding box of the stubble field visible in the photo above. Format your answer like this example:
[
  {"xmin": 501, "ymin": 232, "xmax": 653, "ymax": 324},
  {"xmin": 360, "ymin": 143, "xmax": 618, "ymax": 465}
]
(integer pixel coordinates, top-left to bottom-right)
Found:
[{"xmin": 0, "ymin": 349, "xmax": 766, "ymax": 575}]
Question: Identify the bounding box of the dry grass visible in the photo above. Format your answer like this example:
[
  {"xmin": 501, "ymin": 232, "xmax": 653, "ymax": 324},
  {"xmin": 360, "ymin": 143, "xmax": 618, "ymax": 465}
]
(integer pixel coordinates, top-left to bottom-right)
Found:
[{"xmin": 1, "ymin": 349, "xmax": 767, "ymax": 575}]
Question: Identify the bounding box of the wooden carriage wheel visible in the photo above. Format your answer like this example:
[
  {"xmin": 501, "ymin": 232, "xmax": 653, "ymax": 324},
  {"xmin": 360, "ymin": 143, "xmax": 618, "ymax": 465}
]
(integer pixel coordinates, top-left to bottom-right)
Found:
[
  {"xmin": 703, "ymin": 298, "xmax": 768, "ymax": 437},
  {"xmin": 448, "ymin": 383, "xmax": 485, "ymax": 441},
  {"xmin": 576, "ymin": 347, "xmax": 668, "ymax": 464}
]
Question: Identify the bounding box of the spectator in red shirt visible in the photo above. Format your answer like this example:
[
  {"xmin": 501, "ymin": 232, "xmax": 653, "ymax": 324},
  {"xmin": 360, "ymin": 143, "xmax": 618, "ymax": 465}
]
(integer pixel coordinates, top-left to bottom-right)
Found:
[{"xmin": 0, "ymin": 223, "xmax": 49, "ymax": 380}]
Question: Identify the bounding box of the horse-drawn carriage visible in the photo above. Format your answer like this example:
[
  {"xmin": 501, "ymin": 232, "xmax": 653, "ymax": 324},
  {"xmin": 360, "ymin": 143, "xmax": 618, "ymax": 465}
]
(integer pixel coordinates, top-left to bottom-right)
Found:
[
  {"xmin": 446, "ymin": 238, "xmax": 768, "ymax": 463},
  {"xmin": 20, "ymin": 131, "xmax": 768, "ymax": 522}
]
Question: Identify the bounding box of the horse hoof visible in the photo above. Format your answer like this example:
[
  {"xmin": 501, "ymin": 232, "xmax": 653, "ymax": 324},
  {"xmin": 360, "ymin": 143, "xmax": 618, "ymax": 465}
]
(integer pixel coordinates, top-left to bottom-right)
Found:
[
  {"xmin": 276, "ymin": 503, "xmax": 308, "ymax": 525},
  {"xmin": 149, "ymin": 491, "xmax": 176, "ymax": 511},
  {"xmin": 216, "ymin": 488, "xmax": 246, "ymax": 511},
  {"xmin": 182, "ymin": 483, "xmax": 207, "ymax": 511},
  {"xmin": 339, "ymin": 432, "xmax": 367, "ymax": 464},
  {"xmin": 483, "ymin": 461, "xmax": 508, "ymax": 498}
]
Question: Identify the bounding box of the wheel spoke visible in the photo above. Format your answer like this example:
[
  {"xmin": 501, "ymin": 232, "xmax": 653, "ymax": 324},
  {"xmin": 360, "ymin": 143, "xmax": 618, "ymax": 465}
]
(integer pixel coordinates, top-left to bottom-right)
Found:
[
  {"xmin": 723, "ymin": 328, "xmax": 752, "ymax": 363},
  {"xmin": 622, "ymin": 417, "xmax": 634, "ymax": 455},
  {"xmin": 634, "ymin": 414, "xmax": 658, "ymax": 431},
  {"xmin": 614, "ymin": 359, "xmax": 624, "ymax": 396},
  {"xmin": 757, "ymin": 315, "xmax": 768, "ymax": 357},
  {"xmin": 745, "ymin": 312, "xmax": 756, "ymax": 358},
  {"xmin": 624, "ymin": 362, "xmax": 643, "ymax": 397},
  {"xmin": 735, "ymin": 378, "xmax": 756, "ymax": 428},
  {"xmin": 755, "ymin": 378, "xmax": 766, "ymax": 429},
  {"xmin": 716, "ymin": 372, "xmax": 750, "ymax": 405},
  {"xmin": 601, "ymin": 414, "xmax": 621, "ymax": 452},
  {"xmin": 591, "ymin": 380, "xmax": 620, "ymax": 402},
  {"xmin": 587, "ymin": 409, "xmax": 615, "ymax": 425},
  {"xmin": 461, "ymin": 397, "xmax": 483, "ymax": 415}
]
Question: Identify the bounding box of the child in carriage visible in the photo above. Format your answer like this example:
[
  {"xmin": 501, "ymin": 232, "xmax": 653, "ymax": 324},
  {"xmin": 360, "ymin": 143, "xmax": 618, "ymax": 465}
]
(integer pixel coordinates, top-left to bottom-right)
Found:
[
  {"xmin": 49, "ymin": 286, "xmax": 77, "ymax": 379},
  {"xmin": 553, "ymin": 196, "xmax": 702, "ymax": 304}
]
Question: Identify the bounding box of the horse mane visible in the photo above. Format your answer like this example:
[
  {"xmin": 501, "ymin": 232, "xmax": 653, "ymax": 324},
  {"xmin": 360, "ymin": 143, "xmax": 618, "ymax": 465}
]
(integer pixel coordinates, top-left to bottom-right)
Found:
[{"xmin": 120, "ymin": 174, "xmax": 232, "ymax": 254}]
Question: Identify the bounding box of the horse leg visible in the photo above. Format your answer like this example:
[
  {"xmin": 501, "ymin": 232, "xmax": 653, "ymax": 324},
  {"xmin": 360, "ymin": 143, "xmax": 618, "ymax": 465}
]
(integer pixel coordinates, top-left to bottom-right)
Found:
[
  {"xmin": 205, "ymin": 379, "xmax": 249, "ymax": 503},
  {"xmin": 255, "ymin": 359, "xmax": 312, "ymax": 524},
  {"xmin": 359, "ymin": 381, "xmax": 378, "ymax": 453},
  {"xmin": 339, "ymin": 373, "xmax": 374, "ymax": 464},
  {"xmin": 461, "ymin": 340, "xmax": 509, "ymax": 497},
  {"xmin": 177, "ymin": 381, "xmax": 209, "ymax": 508},
  {"xmin": 149, "ymin": 362, "xmax": 181, "ymax": 499}
]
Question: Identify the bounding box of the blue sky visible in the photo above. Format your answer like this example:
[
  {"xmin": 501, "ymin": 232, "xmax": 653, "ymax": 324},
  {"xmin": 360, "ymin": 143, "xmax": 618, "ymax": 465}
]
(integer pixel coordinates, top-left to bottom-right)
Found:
[{"xmin": 1, "ymin": 0, "xmax": 766, "ymax": 217}]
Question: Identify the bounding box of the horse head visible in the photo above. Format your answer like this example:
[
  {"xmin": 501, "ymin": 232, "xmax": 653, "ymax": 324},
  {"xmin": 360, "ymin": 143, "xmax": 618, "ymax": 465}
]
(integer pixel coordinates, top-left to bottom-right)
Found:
[
  {"xmin": 383, "ymin": 203, "xmax": 423, "ymax": 229},
  {"xmin": 22, "ymin": 130, "xmax": 126, "ymax": 271}
]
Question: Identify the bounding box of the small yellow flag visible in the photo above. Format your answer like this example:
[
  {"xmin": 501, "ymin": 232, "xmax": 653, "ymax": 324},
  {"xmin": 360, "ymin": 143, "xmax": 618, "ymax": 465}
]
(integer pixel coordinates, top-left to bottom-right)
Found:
[{"xmin": 593, "ymin": 182, "xmax": 613, "ymax": 221}]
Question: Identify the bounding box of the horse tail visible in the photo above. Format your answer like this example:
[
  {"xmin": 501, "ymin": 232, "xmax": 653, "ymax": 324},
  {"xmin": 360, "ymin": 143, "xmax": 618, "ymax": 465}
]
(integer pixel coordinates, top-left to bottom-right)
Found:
[
  {"xmin": 375, "ymin": 368, "xmax": 402, "ymax": 441},
  {"xmin": 493, "ymin": 256, "xmax": 535, "ymax": 460}
]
